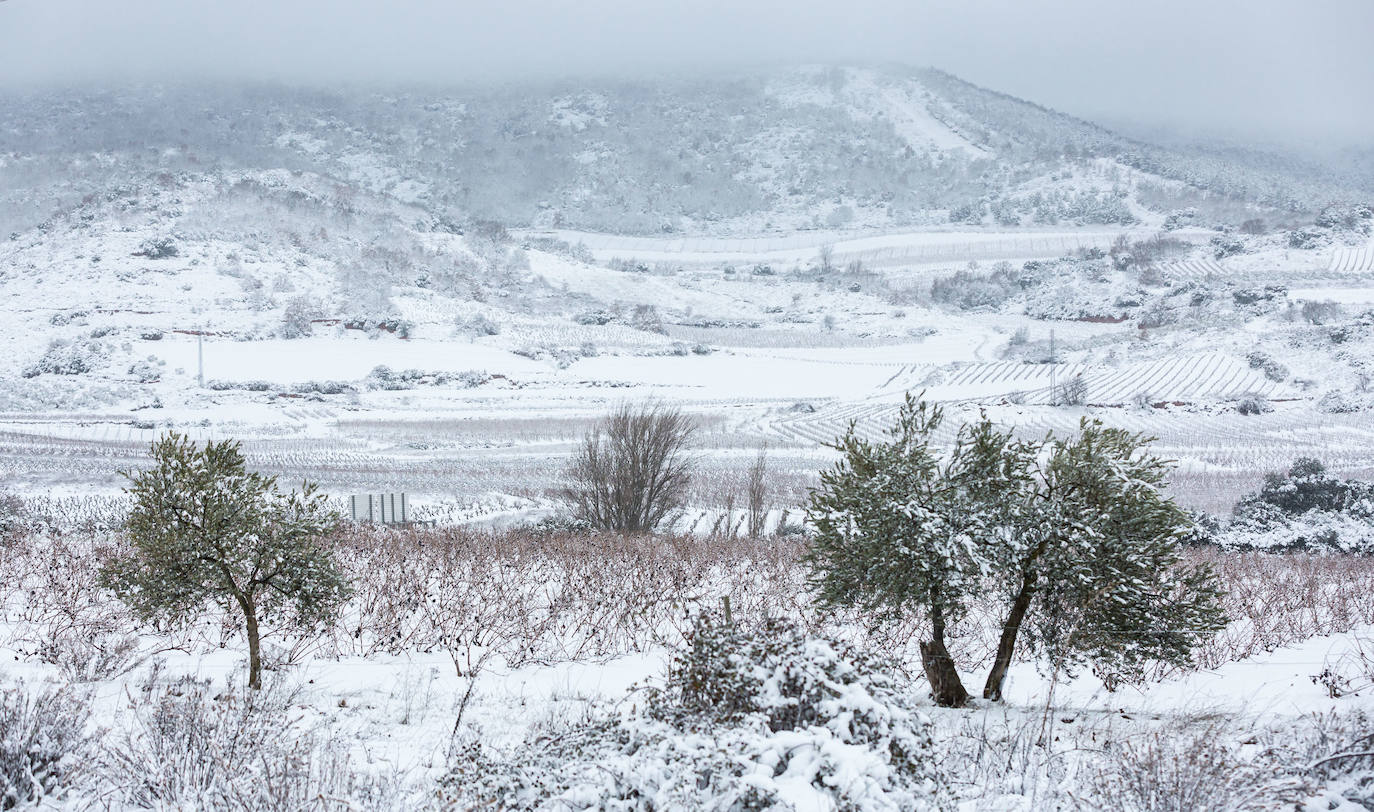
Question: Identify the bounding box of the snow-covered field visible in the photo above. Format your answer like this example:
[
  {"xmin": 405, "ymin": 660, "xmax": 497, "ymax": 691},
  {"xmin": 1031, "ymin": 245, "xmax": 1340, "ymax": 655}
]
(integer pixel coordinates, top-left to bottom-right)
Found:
[{"xmin": 1, "ymin": 527, "xmax": 1371, "ymax": 809}]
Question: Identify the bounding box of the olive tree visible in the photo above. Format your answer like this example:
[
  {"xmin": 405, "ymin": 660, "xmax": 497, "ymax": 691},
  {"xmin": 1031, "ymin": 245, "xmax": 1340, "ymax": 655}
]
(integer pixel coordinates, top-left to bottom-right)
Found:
[
  {"xmin": 103, "ymin": 434, "xmax": 350, "ymax": 689},
  {"xmin": 563, "ymin": 403, "xmax": 695, "ymax": 533},
  {"xmin": 805, "ymin": 395, "xmax": 1226, "ymax": 707}
]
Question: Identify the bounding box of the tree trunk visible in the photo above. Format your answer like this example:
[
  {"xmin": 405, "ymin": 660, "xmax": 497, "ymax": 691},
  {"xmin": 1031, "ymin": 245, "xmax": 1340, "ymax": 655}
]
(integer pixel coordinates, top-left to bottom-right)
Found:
[
  {"xmin": 983, "ymin": 575, "xmax": 1036, "ymax": 701},
  {"xmin": 921, "ymin": 606, "xmax": 969, "ymax": 707},
  {"xmin": 238, "ymin": 594, "xmax": 263, "ymax": 690}
]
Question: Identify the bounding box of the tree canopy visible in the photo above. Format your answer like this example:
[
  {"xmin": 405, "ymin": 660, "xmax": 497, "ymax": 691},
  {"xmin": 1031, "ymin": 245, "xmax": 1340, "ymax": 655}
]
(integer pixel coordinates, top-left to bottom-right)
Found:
[
  {"xmin": 805, "ymin": 395, "xmax": 1226, "ymax": 706},
  {"xmin": 103, "ymin": 433, "xmax": 349, "ymax": 689}
]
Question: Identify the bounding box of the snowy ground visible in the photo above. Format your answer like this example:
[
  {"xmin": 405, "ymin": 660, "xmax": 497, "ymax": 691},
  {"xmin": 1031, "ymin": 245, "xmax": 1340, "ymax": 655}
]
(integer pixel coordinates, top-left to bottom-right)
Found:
[
  {"xmin": 3, "ymin": 219, "xmax": 1374, "ymax": 521},
  {"xmin": 2, "ymin": 526, "xmax": 1371, "ymax": 809}
]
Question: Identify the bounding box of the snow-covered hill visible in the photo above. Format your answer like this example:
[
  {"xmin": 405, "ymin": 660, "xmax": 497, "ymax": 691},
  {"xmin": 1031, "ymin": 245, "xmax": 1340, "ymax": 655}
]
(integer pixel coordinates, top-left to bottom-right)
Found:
[{"xmin": 2, "ymin": 65, "xmax": 1361, "ymax": 241}]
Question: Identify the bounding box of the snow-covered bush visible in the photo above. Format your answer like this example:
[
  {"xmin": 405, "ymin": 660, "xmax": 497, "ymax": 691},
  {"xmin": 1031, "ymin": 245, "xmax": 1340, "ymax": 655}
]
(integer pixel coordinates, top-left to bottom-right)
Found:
[
  {"xmin": 364, "ymin": 365, "xmax": 415, "ymax": 391},
  {"xmin": 205, "ymin": 379, "xmax": 273, "ymax": 392},
  {"xmin": 127, "ymin": 357, "xmax": 164, "ymax": 383},
  {"xmin": 1302, "ymin": 299, "xmax": 1344, "ymax": 325},
  {"xmin": 573, "ymin": 309, "xmax": 613, "ymax": 326},
  {"xmin": 1232, "ymin": 285, "xmax": 1286, "ymax": 306},
  {"xmin": 444, "ymin": 614, "xmax": 947, "ymax": 811},
  {"xmin": 1084, "ymin": 716, "xmax": 1277, "ymax": 811},
  {"xmin": 1288, "ymin": 229, "xmax": 1325, "ymax": 250},
  {"xmin": 97, "ymin": 670, "xmax": 395, "ymax": 809},
  {"xmin": 1210, "ymin": 235, "xmax": 1246, "ymax": 259},
  {"xmin": 1318, "ymin": 390, "xmax": 1374, "ymax": 414},
  {"xmin": 0, "ymin": 490, "xmax": 23, "ymax": 538},
  {"xmin": 39, "ymin": 630, "xmax": 141, "ymax": 684},
  {"xmin": 280, "ymin": 295, "xmax": 324, "ymax": 339},
  {"xmin": 1236, "ymin": 394, "xmax": 1272, "ymax": 415},
  {"xmin": 21, "ymin": 339, "xmax": 106, "ymax": 378},
  {"xmin": 1315, "ymin": 203, "xmax": 1374, "ymax": 235},
  {"xmin": 1053, "ymin": 374, "xmax": 1087, "ymax": 406},
  {"xmin": 292, "ymin": 380, "xmax": 355, "ymax": 395},
  {"xmin": 0, "ymin": 682, "xmax": 89, "ymax": 808},
  {"xmin": 1222, "ymin": 459, "xmax": 1374, "ymax": 553},
  {"xmin": 628, "ymin": 304, "xmax": 666, "ymax": 334},
  {"xmin": 929, "ymin": 264, "xmax": 1020, "ymax": 311},
  {"xmin": 1247, "ymin": 351, "xmax": 1289, "ymax": 382},
  {"xmin": 457, "ymin": 314, "xmax": 500, "ymax": 337},
  {"xmin": 1163, "ymin": 207, "xmax": 1198, "ymax": 231},
  {"xmin": 132, "ymin": 237, "xmax": 178, "ymax": 259}
]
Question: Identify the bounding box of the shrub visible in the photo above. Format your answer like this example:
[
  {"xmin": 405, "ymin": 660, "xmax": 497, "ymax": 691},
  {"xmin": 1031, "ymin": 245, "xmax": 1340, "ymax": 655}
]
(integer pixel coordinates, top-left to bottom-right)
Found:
[
  {"xmin": 563, "ymin": 403, "xmax": 695, "ymax": 533},
  {"xmin": 1318, "ymin": 390, "xmax": 1372, "ymax": 414},
  {"xmin": 205, "ymin": 379, "xmax": 273, "ymax": 392},
  {"xmin": 1085, "ymin": 716, "xmax": 1268, "ymax": 812},
  {"xmin": 573, "ymin": 310, "xmax": 613, "ymax": 326},
  {"xmin": 1288, "ymin": 229, "xmax": 1324, "ymax": 249},
  {"xmin": 443, "ymin": 614, "xmax": 946, "ymax": 811},
  {"xmin": 1233, "ymin": 286, "xmax": 1286, "ymax": 306},
  {"xmin": 458, "ymin": 314, "xmax": 500, "ymax": 337},
  {"xmin": 21, "ymin": 339, "xmax": 104, "ymax": 378},
  {"xmin": 292, "ymin": 380, "xmax": 355, "ymax": 395},
  {"xmin": 1236, "ymin": 394, "xmax": 1272, "ymax": 415},
  {"xmin": 0, "ymin": 491, "xmax": 24, "ymax": 538},
  {"xmin": 628, "ymin": 304, "xmax": 665, "ymax": 334},
  {"xmin": 128, "ymin": 358, "xmax": 164, "ymax": 384},
  {"xmin": 0, "ymin": 683, "xmax": 89, "ymax": 809},
  {"xmin": 929, "ymin": 265, "xmax": 1020, "ymax": 311},
  {"xmin": 280, "ymin": 295, "xmax": 324, "ymax": 339},
  {"xmin": 1210, "ymin": 236, "xmax": 1245, "ymax": 259},
  {"xmin": 97, "ymin": 669, "xmax": 394, "ymax": 809},
  {"xmin": 1301, "ymin": 299, "xmax": 1344, "ymax": 325},
  {"xmin": 1224, "ymin": 458, "xmax": 1374, "ymax": 553},
  {"xmin": 133, "ymin": 237, "xmax": 178, "ymax": 259},
  {"xmin": 1053, "ymin": 374, "xmax": 1087, "ymax": 406},
  {"xmin": 1247, "ymin": 351, "xmax": 1289, "ymax": 382},
  {"xmin": 1240, "ymin": 458, "xmax": 1371, "ymax": 516}
]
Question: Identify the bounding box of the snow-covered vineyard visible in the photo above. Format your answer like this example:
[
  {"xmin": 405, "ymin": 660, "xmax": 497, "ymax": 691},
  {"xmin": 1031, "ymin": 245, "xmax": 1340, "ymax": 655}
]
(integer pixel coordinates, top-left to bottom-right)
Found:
[{"xmin": 0, "ymin": 25, "xmax": 1372, "ymax": 810}]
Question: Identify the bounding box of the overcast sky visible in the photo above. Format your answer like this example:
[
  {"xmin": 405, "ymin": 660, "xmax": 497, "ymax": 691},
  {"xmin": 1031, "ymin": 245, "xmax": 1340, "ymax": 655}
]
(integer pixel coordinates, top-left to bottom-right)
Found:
[{"xmin": 2, "ymin": 0, "xmax": 1371, "ymax": 148}]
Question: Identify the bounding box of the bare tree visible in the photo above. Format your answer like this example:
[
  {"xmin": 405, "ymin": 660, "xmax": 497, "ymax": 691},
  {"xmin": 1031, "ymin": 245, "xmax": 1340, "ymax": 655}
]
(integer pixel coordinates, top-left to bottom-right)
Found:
[
  {"xmin": 564, "ymin": 403, "xmax": 696, "ymax": 533},
  {"xmin": 816, "ymin": 244, "xmax": 835, "ymax": 274},
  {"xmin": 746, "ymin": 446, "xmax": 769, "ymax": 539}
]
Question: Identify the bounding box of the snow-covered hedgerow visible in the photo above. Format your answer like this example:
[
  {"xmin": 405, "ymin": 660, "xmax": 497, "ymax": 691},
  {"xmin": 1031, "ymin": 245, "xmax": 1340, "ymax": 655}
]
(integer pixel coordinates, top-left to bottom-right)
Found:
[
  {"xmin": 1221, "ymin": 509, "xmax": 1374, "ymax": 555},
  {"xmin": 443, "ymin": 615, "xmax": 948, "ymax": 811}
]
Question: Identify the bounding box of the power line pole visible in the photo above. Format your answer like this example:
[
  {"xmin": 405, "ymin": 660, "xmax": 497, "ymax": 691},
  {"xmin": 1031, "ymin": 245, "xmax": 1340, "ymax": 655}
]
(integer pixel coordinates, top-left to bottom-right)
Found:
[
  {"xmin": 1049, "ymin": 329, "xmax": 1056, "ymax": 406},
  {"xmin": 197, "ymin": 330, "xmax": 204, "ymax": 388}
]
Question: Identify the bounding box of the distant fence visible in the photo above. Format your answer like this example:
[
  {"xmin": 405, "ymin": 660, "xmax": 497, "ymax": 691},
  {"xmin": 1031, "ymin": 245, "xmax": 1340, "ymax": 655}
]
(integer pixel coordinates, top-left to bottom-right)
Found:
[{"xmin": 350, "ymin": 493, "xmax": 410, "ymax": 525}]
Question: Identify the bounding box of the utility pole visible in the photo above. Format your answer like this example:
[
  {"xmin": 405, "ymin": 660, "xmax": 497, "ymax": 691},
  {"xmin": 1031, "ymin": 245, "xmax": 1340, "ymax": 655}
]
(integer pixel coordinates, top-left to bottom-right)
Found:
[
  {"xmin": 197, "ymin": 331, "xmax": 204, "ymax": 388},
  {"xmin": 1049, "ymin": 329, "xmax": 1056, "ymax": 406}
]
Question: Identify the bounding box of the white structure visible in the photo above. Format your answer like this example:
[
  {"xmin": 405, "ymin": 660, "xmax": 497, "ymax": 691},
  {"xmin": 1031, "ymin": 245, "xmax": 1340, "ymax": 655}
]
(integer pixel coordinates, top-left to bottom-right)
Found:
[{"xmin": 350, "ymin": 493, "xmax": 410, "ymax": 525}]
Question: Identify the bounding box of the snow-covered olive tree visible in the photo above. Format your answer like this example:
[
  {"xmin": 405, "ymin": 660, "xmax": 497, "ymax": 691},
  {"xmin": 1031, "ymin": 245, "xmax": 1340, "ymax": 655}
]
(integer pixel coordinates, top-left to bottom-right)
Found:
[
  {"xmin": 805, "ymin": 395, "xmax": 1226, "ymax": 707},
  {"xmin": 103, "ymin": 434, "xmax": 350, "ymax": 689}
]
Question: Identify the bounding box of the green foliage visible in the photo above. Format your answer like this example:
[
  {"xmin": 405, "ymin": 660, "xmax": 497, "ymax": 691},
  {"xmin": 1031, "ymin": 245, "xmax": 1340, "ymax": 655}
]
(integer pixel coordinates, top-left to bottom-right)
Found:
[
  {"xmin": 102, "ymin": 433, "xmax": 349, "ymax": 687},
  {"xmin": 805, "ymin": 395, "xmax": 1227, "ymax": 700},
  {"xmin": 1017, "ymin": 420, "xmax": 1228, "ymax": 686},
  {"xmin": 804, "ymin": 399, "xmax": 979, "ymax": 624},
  {"xmin": 1240, "ymin": 457, "xmax": 1373, "ymax": 518}
]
